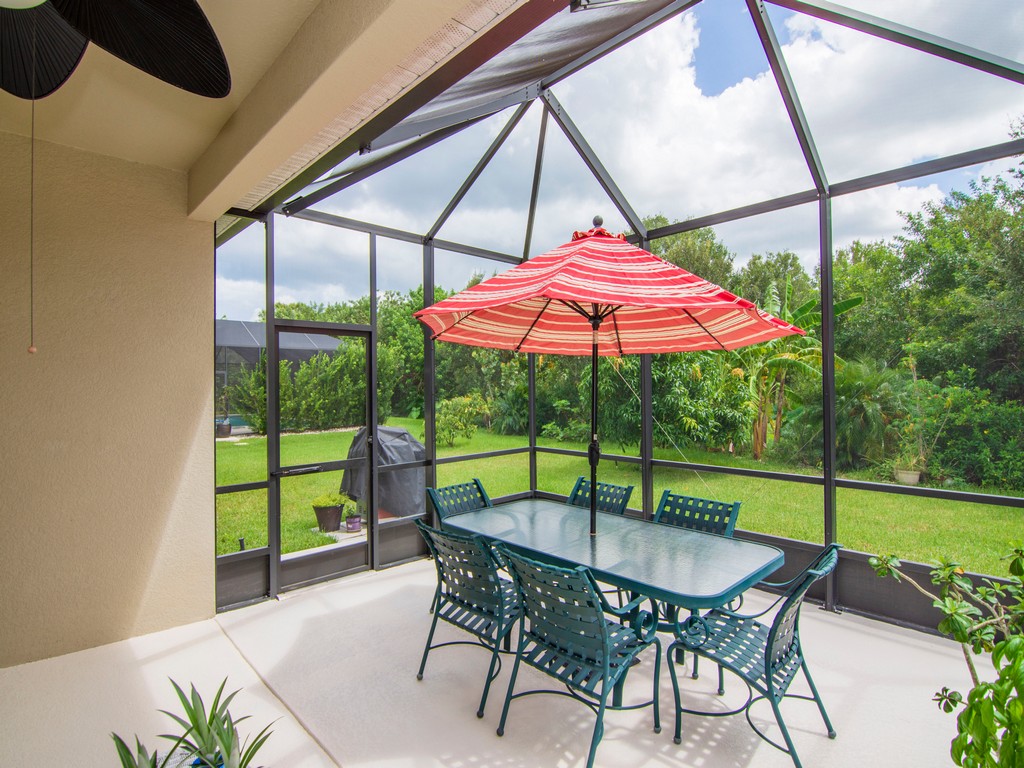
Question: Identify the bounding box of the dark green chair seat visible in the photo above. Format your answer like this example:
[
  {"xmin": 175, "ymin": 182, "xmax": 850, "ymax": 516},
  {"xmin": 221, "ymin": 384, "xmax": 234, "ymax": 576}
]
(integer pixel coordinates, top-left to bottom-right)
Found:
[
  {"xmin": 427, "ymin": 478, "xmax": 492, "ymax": 524},
  {"xmin": 414, "ymin": 520, "xmax": 520, "ymax": 718},
  {"xmin": 653, "ymin": 490, "xmax": 740, "ymax": 536},
  {"xmin": 567, "ymin": 476, "xmax": 634, "ymax": 516},
  {"xmin": 496, "ymin": 546, "xmax": 661, "ymax": 768},
  {"xmin": 667, "ymin": 543, "xmax": 841, "ymax": 768}
]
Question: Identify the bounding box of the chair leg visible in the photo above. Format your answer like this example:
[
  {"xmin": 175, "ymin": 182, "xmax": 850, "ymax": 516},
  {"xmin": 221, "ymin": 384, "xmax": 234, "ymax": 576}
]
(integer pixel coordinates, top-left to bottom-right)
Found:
[
  {"xmin": 666, "ymin": 641, "xmax": 685, "ymax": 745},
  {"xmin": 477, "ymin": 641, "xmax": 502, "ymax": 719},
  {"xmin": 770, "ymin": 697, "xmax": 804, "ymax": 768},
  {"xmin": 652, "ymin": 639, "xmax": 662, "ymax": 734},
  {"xmin": 585, "ymin": 692, "xmax": 608, "ymax": 768},
  {"xmin": 717, "ymin": 662, "xmax": 725, "ymax": 696},
  {"xmin": 496, "ymin": 643, "xmax": 524, "ymax": 737},
  {"xmin": 801, "ymin": 661, "xmax": 836, "ymax": 738},
  {"xmin": 416, "ymin": 606, "xmax": 441, "ymax": 681}
]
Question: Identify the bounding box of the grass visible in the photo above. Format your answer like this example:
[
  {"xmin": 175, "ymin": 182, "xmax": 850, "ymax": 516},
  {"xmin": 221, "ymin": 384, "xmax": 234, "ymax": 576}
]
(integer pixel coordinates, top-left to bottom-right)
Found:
[{"xmin": 216, "ymin": 418, "xmax": 1022, "ymax": 575}]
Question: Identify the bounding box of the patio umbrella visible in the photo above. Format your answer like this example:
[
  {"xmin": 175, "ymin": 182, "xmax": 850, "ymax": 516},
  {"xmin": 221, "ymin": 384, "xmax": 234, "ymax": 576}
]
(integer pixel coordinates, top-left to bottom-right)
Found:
[{"xmin": 415, "ymin": 223, "xmax": 805, "ymax": 535}]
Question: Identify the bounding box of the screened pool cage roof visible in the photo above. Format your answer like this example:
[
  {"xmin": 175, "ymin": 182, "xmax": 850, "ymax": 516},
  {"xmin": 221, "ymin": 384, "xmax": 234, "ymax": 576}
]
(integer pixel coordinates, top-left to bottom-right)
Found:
[
  {"xmin": 217, "ymin": 0, "xmax": 1024, "ymax": 253},
  {"xmin": 215, "ymin": 319, "xmax": 341, "ymax": 366}
]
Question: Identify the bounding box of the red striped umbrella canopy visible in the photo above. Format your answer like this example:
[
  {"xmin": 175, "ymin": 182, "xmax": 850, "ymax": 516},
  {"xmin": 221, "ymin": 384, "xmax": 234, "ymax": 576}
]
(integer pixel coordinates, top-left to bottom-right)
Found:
[
  {"xmin": 415, "ymin": 227, "xmax": 804, "ymax": 353},
  {"xmin": 415, "ymin": 225, "xmax": 804, "ymax": 535}
]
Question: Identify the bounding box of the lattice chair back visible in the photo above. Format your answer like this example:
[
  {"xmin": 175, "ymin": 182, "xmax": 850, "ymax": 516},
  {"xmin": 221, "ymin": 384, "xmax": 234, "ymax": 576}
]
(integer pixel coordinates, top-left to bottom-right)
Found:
[
  {"xmin": 767, "ymin": 543, "xmax": 840, "ymax": 680},
  {"xmin": 415, "ymin": 519, "xmax": 506, "ymax": 619},
  {"xmin": 505, "ymin": 548, "xmax": 609, "ymax": 668},
  {"xmin": 654, "ymin": 490, "xmax": 741, "ymax": 536},
  {"xmin": 427, "ymin": 478, "xmax": 492, "ymax": 523},
  {"xmin": 413, "ymin": 520, "xmax": 519, "ymax": 719},
  {"xmin": 495, "ymin": 546, "xmax": 661, "ymax": 768},
  {"xmin": 567, "ymin": 476, "xmax": 634, "ymax": 516}
]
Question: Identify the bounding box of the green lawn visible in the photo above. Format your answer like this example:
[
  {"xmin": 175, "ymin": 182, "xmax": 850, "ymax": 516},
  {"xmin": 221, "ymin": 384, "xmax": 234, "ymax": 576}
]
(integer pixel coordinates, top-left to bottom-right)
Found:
[{"xmin": 216, "ymin": 418, "xmax": 1021, "ymax": 575}]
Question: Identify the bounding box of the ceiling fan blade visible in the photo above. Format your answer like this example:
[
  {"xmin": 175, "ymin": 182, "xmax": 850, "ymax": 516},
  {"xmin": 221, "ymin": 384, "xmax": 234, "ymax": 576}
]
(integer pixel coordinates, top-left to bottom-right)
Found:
[
  {"xmin": 51, "ymin": 0, "xmax": 230, "ymax": 98},
  {"xmin": 0, "ymin": 3, "xmax": 88, "ymax": 99}
]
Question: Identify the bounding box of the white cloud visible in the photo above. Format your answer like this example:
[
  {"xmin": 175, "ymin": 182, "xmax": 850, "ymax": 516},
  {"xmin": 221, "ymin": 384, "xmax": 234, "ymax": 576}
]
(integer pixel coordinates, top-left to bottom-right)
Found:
[{"xmin": 216, "ymin": 1, "xmax": 1024, "ymax": 305}]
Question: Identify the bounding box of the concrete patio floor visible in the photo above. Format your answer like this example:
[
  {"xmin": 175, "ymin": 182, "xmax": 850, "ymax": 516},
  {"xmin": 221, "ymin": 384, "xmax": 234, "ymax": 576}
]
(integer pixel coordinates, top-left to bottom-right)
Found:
[{"xmin": 0, "ymin": 558, "xmax": 971, "ymax": 766}]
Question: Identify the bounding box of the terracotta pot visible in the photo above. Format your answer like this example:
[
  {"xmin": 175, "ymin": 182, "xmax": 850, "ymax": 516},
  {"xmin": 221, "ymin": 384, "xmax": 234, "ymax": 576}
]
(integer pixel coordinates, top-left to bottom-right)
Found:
[{"xmin": 313, "ymin": 505, "xmax": 343, "ymax": 532}]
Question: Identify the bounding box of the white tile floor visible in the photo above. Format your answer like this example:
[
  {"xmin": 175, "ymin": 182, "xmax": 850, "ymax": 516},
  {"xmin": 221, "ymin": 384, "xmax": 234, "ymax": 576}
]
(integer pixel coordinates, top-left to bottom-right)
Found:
[{"xmin": 0, "ymin": 559, "xmax": 972, "ymax": 767}]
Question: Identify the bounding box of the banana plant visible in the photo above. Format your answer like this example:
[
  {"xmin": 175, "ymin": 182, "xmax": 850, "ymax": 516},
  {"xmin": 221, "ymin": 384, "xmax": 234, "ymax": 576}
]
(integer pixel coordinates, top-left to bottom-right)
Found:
[{"xmin": 732, "ymin": 277, "xmax": 862, "ymax": 459}]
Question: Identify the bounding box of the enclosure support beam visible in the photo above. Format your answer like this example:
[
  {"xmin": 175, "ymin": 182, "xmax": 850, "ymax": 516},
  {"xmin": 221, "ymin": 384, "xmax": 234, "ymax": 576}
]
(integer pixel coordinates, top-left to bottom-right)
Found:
[
  {"xmin": 368, "ymin": 234, "xmax": 381, "ymax": 571},
  {"xmin": 427, "ymin": 102, "xmax": 533, "ymax": 240},
  {"xmin": 282, "ymin": 120, "xmax": 480, "ymax": 216},
  {"xmin": 423, "ymin": 240, "xmax": 437, "ymax": 502},
  {"xmin": 818, "ymin": 193, "xmax": 839, "ymax": 611},
  {"xmin": 541, "ymin": 89, "xmax": 647, "ymax": 239},
  {"xmin": 543, "ymin": 0, "xmax": 701, "ymax": 89},
  {"xmin": 769, "ymin": 0, "xmax": 1024, "ymax": 85},
  {"xmin": 747, "ymin": 0, "xmax": 828, "ymax": 193},
  {"xmin": 265, "ymin": 214, "xmax": 282, "ymax": 599},
  {"xmin": 523, "ymin": 109, "xmax": 549, "ymax": 260}
]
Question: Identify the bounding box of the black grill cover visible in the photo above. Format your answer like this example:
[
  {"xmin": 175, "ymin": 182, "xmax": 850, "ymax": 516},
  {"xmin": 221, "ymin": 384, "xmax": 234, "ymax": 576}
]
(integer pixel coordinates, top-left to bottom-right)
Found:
[{"xmin": 340, "ymin": 426, "xmax": 426, "ymax": 518}]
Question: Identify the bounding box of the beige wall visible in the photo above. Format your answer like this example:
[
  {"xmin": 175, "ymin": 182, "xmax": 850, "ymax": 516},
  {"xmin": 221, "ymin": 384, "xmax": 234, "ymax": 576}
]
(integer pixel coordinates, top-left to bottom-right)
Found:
[{"xmin": 0, "ymin": 132, "xmax": 215, "ymax": 667}]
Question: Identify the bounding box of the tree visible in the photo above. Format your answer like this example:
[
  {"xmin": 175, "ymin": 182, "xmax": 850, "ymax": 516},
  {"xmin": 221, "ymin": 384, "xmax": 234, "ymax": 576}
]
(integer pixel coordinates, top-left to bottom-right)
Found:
[
  {"xmin": 831, "ymin": 239, "xmax": 911, "ymax": 367},
  {"xmin": 733, "ymin": 250, "xmax": 814, "ymax": 308},
  {"xmin": 899, "ymin": 175, "xmax": 1024, "ymax": 402},
  {"xmin": 645, "ymin": 215, "xmax": 736, "ymax": 290},
  {"xmin": 732, "ymin": 278, "xmax": 862, "ymax": 459}
]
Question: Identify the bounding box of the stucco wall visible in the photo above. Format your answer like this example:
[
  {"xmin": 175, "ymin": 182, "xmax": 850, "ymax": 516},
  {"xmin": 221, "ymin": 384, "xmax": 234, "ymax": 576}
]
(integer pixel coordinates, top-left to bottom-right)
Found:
[{"xmin": 0, "ymin": 133, "xmax": 214, "ymax": 667}]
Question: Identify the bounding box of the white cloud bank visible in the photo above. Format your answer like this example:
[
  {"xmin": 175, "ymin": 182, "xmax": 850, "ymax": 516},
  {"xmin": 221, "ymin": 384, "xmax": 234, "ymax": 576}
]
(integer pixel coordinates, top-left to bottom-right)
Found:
[{"xmin": 216, "ymin": 1, "xmax": 1024, "ymax": 319}]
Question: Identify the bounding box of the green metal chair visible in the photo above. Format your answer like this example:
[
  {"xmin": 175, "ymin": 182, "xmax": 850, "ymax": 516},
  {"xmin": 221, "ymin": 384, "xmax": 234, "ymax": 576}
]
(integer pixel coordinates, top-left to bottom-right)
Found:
[
  {"xmin": 414, "ymin": 520, "xmax": 520, "ymax": 718},
  {"xmin": 495, "ymin": 546, "xmax": 661, "ymax": 768},
  {"xmin": 655, "ymin": 490, "xmax": 743, "ymax": 678},
  {"xmin": 666, "ymin": 543, "xmax": 841, "ymax": 768},
  {"xmin": 567, "ymin": 476, "xmax": 634, "ymax": 515},
  {"xmin": 653, "ymin": 490, "xmax": 741, "ymax": 536},
  {"xmin": 427, "ymin": 478, "xmax": 492, "ymax": 525}
]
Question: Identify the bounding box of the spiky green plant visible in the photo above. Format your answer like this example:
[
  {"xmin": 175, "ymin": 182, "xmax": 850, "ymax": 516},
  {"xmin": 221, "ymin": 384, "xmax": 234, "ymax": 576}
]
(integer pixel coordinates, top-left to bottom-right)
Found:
[{"xmin": 112, "ymin": 731, "xmax": 186, "ymax": 768}]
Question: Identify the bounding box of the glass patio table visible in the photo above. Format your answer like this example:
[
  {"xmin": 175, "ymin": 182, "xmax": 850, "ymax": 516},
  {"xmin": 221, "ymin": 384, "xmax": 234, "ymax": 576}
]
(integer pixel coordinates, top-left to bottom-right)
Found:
[{"xmin": 443, "ymin": 498, "xmax": 784, "ymax": 612}]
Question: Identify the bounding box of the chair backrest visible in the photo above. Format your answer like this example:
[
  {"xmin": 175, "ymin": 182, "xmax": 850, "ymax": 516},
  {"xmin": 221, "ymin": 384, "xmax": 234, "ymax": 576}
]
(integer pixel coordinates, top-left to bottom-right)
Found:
[
  {"xmin": 427, "ymin": 478, "xmax": 492, "ymax": 521},
  {"xmin": 653, "ymin": 490, "xmax": 740, "ymax": 536},
  {"xmin": 414, "ymin": 519, "xmax": 506, "ymax": 614},
  {"xmin": 766, "ymin": 543, "xmax": 841, "ymax": 674},
  {"xmin": 567, "ymin": 476, "xmax": 634, "ymax": 516},
  {"xmin": 500, "ymin": 546, "xmax": 610, "ymax": 665}
]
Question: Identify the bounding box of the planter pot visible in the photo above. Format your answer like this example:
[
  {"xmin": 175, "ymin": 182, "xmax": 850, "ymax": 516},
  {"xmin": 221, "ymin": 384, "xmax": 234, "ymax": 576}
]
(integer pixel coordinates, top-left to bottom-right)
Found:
[
  {"xmin": 345, "ymin": 515, "xmax": 363, "ymax": 533},
  {"xmin": 894, "ymin": 468, "xmax": 921, "ymax": 486},
  {"xmin": 215, "ymin": 421, "xmax": 232, "ymax": 438},
  {"xmin": 314, "ymin": 505, "xmax": 343, "ymax": 532}
]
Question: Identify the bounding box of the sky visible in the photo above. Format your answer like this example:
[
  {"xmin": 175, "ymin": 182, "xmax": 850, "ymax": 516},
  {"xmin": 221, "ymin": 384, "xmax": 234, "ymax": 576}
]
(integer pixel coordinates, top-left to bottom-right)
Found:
[{"xmin": 216, "ymin": 0, "xmax": 1024, "ymax": 321}]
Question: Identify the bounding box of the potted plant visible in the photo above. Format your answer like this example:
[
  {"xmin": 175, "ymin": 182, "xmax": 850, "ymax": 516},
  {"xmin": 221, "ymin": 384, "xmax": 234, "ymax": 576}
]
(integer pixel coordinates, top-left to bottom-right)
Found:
[
  {"xmin": 112, "ymin": 678, "xmax": 273, "ymax": 768},
  {"xmin": 892, "ymin": 444, "xmax": 926, "ymax": 486},
  {"xmin": 311, "ymin": 492, "xmax": 347, "ymax": 532},
  {"xmin": 216, "ymin": 391, "xmax": 232, "ymax": 438},
  {"xmin": 343, "ymin": 500, "xmax": 363, "ymax": 533},
  {"xmin": 891, "ymin": 354, "xmax": 948, "ymax": 486}
]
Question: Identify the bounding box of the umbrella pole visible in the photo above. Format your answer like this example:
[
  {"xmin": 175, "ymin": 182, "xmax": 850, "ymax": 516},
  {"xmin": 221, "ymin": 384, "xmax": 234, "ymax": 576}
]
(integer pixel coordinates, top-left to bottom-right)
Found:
[{"xmin": 589, "ymin": 318, "xmax": 600, "ymax": 536}]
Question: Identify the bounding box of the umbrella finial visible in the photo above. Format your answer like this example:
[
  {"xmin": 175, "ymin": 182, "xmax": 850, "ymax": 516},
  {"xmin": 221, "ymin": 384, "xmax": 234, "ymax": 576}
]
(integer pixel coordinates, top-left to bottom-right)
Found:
[{"xmin": 593, "ymin": 215, "xmax": 603, "ymax": 227}]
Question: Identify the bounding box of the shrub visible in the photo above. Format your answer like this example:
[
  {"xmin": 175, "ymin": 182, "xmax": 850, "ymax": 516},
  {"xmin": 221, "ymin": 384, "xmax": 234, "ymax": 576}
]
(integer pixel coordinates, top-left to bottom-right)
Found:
[{"xmin": 436, "ymin": 393, "xmax": 489, "ymax": 447}]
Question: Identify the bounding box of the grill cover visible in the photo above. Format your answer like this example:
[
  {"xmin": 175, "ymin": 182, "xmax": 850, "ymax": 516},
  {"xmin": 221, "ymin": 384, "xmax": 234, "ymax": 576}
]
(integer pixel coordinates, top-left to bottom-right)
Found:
[{"xmin": 341, "ymin": 426, "xmax": 426, "ymax": 518}]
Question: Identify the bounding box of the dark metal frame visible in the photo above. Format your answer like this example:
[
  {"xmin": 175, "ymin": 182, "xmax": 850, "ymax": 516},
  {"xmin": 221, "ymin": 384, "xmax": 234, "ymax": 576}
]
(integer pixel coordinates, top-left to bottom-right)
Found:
[{"xmin": 215, "ymin": 0, "xmax": 1024, "ymax": 619}]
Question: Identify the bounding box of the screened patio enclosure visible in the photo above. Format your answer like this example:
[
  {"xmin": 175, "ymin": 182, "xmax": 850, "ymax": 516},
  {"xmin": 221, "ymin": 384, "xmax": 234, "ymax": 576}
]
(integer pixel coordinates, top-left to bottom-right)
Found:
[{"xmin": 214, "ymin": 0, "xmax": 1024, "ymax": 626}]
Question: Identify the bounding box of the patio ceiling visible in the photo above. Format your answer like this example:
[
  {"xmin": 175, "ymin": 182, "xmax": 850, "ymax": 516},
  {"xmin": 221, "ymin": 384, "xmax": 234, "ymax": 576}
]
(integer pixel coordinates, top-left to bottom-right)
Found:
[{"xmin": 0, "ymin": 0, "xmax": 542, "ymax": 224}]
